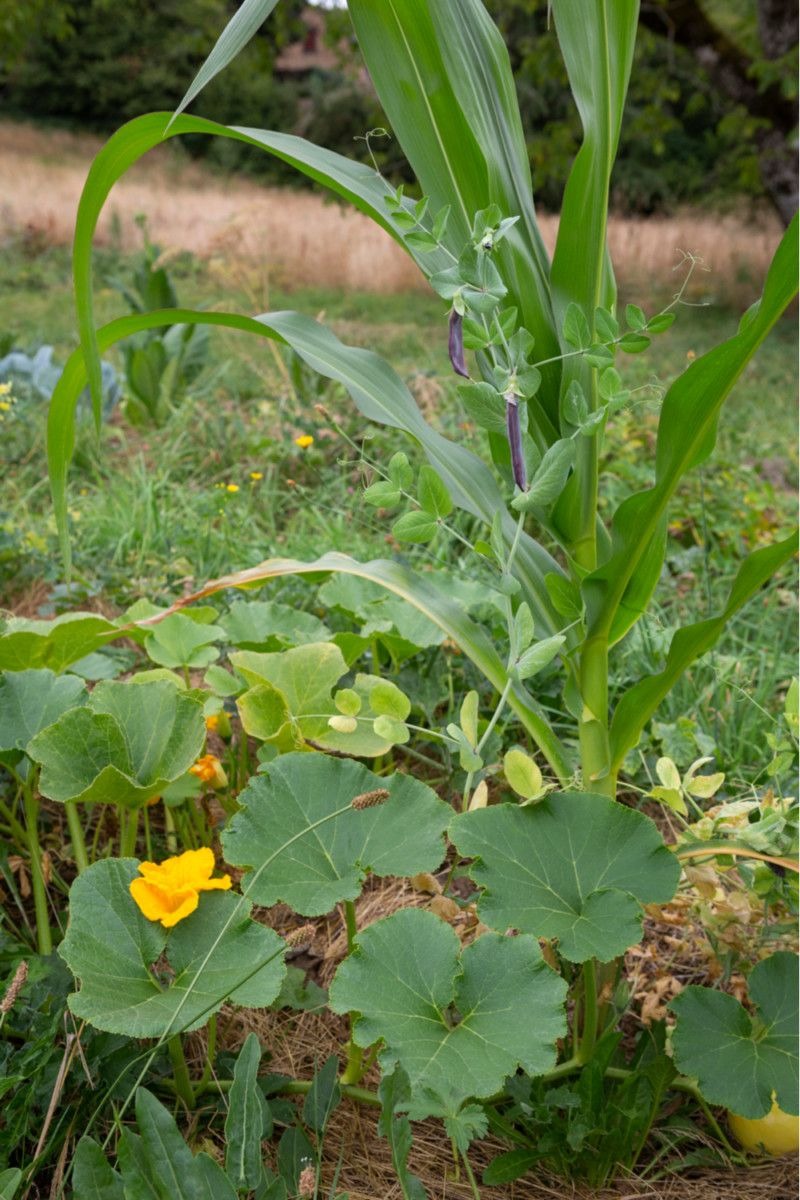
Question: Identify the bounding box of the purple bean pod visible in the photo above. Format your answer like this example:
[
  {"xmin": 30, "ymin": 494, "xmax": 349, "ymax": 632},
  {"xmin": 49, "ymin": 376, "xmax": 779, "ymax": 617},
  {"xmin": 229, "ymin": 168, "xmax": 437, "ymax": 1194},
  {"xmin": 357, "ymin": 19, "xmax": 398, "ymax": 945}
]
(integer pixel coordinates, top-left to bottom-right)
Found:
[
  {"xmin": 505, "ymin": 392, "xmax": 527, "ymax": 490},
  {"xmin": 448, "ymin": 309, "xmax": 470, "ymax": 379}
]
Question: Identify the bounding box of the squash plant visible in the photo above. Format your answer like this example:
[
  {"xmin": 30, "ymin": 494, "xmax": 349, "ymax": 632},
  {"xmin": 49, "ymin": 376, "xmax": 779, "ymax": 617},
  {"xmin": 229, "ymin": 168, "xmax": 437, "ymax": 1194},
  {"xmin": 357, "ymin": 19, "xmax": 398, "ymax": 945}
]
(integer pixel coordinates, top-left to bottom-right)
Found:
[{"xmin": 41, "ymin": 0, "xmax": 799, "ymax": 1187}]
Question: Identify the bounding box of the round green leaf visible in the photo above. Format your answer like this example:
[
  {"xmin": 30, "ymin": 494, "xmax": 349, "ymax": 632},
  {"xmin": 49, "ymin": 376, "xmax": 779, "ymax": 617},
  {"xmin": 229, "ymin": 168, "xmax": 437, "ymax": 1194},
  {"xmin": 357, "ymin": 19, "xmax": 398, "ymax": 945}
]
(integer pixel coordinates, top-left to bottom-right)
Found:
[
  {"xmin": 449, "ymin": 792, "xmax": 679, "ymax": 962},
  {"xmin": 670, "ymin": 952, "xmax": 799, "ymax": 1119},
  {"xmin": 392, "ymin": 511, "xmax": 438, "ymax": 543},
  {"xmin": 27, "ymin": 680, "xmax": 205, "ymax": 807},
  {"xmin": 59, "ymin": 859, "xmax": 286, "ymax": 1037},
  {"xmin": 0, "ymin": 668, "xmax": 86, "ymax": 753},
  {"xmin": 222, "ymin": 753, "xmax": 450, "ymax": 915},
  {"xmin": 329, "ymin": 908, "xmax": 567, "ymax": 1118}
]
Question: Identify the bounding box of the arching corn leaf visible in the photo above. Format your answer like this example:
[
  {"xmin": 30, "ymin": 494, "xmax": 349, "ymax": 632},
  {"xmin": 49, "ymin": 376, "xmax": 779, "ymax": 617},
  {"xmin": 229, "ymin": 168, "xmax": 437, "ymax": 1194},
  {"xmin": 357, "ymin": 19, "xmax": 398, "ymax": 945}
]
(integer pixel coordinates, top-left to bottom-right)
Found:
[
  {"xmin": 670, "ymin": 952, "xmax": 799, "ymax": 1119},
  {"xmin": 222, "ymin": 753, "xmax": 450, "ymax": 915},
  {"xmin": 59, "ymin": 859, "xmax": 285, "ymax": 1037},
  {"xmin": 329, "ymin": 908, "xmax": 567, "ymax": 1118},
  {"xmin": 449, "ymin": 792, "xmax": 679, "ymax": 962}
]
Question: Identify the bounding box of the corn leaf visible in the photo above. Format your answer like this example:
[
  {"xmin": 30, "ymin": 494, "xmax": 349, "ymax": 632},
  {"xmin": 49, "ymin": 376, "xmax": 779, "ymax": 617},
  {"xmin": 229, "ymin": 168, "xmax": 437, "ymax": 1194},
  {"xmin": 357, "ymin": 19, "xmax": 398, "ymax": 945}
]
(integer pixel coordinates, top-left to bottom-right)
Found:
[
  {"xmin": 584, "ymin": 215, "xmax": 798, "ymax": 646},
  {"xmin": 609, "ymin": 532, "xmax": 798, "ymax": 774}
]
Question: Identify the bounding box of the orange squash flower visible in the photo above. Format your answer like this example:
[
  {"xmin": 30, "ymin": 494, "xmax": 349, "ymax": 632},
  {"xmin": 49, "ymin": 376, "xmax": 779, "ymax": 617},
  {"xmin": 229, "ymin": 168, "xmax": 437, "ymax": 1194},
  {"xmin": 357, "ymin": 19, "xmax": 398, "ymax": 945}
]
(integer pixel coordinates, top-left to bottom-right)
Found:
[
  {"xmin": 130, "ymin": 848, "xmax": 232, "ymax": 927},
  {"xmin": 189, "ymin": 753, "xmax": 228, "ymax": 788}
]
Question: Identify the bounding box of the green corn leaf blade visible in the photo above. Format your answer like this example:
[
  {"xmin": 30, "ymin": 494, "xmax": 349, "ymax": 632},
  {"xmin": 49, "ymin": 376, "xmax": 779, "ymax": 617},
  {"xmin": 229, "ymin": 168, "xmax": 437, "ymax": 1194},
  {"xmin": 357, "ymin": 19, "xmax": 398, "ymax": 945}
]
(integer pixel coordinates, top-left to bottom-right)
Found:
[
  {"xmin": 219, "ymin": 599, "xmax": 330, "ymax": 651},
  {"xmin": 172, "ymin": 0, "xmax": 281, "ymax": 124},
  {"xmin": 670, "ymin": 953, "xmax": 799, "ymax": 1119},
  {"xmin": 71, "ymin": 1140, "xmax": 124, "ymax": 1200},
  {"xmin": 549, "ymin": 0, "xmax": 638, "ymax": 549},
  {"xmin": 27, "ymin": 679, "xmax": 205, "ymax": 807},
  {"xmin": 329, "ymin": 908, "xmax": 566, "ymax": 1118},
  {"xmin": 59, "ymin": 859, "xmax": 286, "ymax": 1037},
  {"xmin": 449, "ymin": 793, "xmax": 679, "ymax": 962},
  {"xmin": 0, "ymin": 612, "xmax": 121, "ymax": 673},
  {"xmin": 147, "ymin": 553, "xmax": 572, "ymax": 783},
  {"xmin": 225, "ymin": 1033, "xmax": 270, "ymax": 1191},
  {"xmin": 347, "ymin": 0, "xmax": 560, "ymax": 426},
  {"xmin": 222, "ymin": 753, "xmax": 450, "ymax": 915},
  {"xmin": 0, "ymin": 669, "xmax": 86, "ymax": 753},
  {"xmin": 302, "ymin": 1055, "xmax": 342, "ymax": 1135},
  {"xmin": 378, "ymin": 1070, "xmax": 428, "ymax": 1200},
  {"xmin": 584, "ymin": 216, "xmax": 798, "ymax": 647},
  {"xmin": 71, "ymin": 112, "xmax": 451, "ymax": 429},
  {"xmin": 49, "ymin": 303, "xmax": 564, "ymax": 640},
  {"xmin": 609, "ymin": 532, "xmax": 798, "ymax": 774}
]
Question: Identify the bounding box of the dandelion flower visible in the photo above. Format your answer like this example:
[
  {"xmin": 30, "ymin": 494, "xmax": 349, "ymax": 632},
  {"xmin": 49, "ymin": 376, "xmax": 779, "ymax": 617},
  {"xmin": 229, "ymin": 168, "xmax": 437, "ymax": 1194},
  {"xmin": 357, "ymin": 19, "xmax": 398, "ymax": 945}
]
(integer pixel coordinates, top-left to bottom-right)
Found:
[
  {"xmin": 226, "ymin": 483, "xmax": 240, "ymax": 493},
  {"xmin": 294, "ymin": 434, "xmax": 314, "ymax": 449},
  {"xmin": 250, "ymin": 471, "xmax": 263, "ymax": 481},
  {"xmin": 130, "ymin": 847, "xmax": 231, "ymax": 928}
]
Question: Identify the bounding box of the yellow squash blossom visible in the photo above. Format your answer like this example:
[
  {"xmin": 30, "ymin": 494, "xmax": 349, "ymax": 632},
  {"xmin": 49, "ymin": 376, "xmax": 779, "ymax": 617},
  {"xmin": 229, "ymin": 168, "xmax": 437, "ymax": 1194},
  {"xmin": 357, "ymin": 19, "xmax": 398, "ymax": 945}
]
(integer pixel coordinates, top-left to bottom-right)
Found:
[
  {"xmin": 189, "ymin": 753, "xmax": 228, "ymax": 788},
  {"xmin": 294, "ymin": 434, "xmax": 314, "ymax": 449},
  {"xmin": 130, "ymin": 847, "xmax": 232, "ymax": 927}
]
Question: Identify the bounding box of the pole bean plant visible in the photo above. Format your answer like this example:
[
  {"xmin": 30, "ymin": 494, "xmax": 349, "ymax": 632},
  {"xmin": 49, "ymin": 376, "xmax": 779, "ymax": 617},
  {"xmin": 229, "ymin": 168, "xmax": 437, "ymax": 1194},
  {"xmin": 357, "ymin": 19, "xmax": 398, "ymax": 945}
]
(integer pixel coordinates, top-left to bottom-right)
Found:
[{"xmin": 8, "ymin": 0, "xmax": 794, "ymax": 1193}]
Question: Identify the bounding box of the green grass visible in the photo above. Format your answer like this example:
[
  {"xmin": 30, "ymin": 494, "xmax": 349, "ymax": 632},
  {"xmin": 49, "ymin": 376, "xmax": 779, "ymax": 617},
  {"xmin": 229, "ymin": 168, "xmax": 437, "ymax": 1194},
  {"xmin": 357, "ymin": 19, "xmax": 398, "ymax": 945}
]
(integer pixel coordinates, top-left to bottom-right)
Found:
[{"xmin": 1, "ymin": 235, "xmax": 796, "ymax": 786}]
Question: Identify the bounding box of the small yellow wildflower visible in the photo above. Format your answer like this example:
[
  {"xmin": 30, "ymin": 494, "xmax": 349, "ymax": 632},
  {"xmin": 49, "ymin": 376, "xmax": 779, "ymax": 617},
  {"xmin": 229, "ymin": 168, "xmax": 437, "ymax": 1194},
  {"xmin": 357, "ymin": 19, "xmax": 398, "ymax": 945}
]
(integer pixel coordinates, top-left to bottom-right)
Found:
[
  {"xmin": 189, "ymin": 752, "xmax": 228, "ymax": 789},
  {"xmin": 294, "ymin": 434, "xmax": 314, "ymax": 449},
  {"xmin": 0, "ymin": 401, "xmax": 10, "ymax": 413},
  {"xmin": 130, "ymin": 847, "xmax": 231, "ymax": 928},
  {"xmin": 226, "ymin": 483, "xmax": 240, "ymax": 493},
  {"xmin": 0, "ymin": 382, "xmax": 11, "ymax": 396},
  {"xmin": 250, "ymin": 471, "xmax": 263, "ymax": 481}
]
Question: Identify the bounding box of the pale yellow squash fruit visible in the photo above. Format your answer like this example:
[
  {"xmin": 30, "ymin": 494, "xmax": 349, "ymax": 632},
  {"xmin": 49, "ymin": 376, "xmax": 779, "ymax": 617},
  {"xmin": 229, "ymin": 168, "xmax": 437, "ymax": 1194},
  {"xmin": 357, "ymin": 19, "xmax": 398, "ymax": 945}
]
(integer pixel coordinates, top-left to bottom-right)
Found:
[{"xmin": 729, "ymin": 1097, "xmax": 800, "ymax": 1156}]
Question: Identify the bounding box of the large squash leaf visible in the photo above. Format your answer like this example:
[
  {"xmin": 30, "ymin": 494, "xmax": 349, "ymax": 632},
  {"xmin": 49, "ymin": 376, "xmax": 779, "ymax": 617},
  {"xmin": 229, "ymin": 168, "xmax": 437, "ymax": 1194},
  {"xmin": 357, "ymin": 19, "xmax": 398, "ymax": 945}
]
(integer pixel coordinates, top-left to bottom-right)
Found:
[
  {"xmin": 27, "ymin": 679, "xmax": 205, "ymax": 807},
  {"xmin": 222, "ymin": 753, "xmax": 450, "ymax": 915},
  {"xmin": 449, "ymin": 793, "xmax": 679, "ymax": 962},
  {"xmin": 329, "ymin": 908, "xmax": 566, "ymax": 1118},
  {"xmin": 0, "ymin": 669, "xmax": 86, "ymax": 753},
  {"xmin": 670, "ymin": 952, "xmax": 799, "ymax": 1120},
  {"xmin": 0, "ymin": 613, "xmax": 120, "ymax": 672},
  {"xmin": 59, "ymin": 859, "xmax": 285, "ymax": 1037}
]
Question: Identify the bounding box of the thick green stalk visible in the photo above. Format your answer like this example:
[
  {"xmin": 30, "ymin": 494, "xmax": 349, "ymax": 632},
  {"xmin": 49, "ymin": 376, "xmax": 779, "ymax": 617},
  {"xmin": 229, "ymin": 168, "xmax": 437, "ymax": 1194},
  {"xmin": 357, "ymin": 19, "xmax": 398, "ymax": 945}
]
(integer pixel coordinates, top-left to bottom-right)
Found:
[
  {"xmin": 578, "ymin": 634, "xmax": 615, "ymax": 798},
  {"xmin": 340, "ymin": 899, "xmax": 364, "ymax": 1086},
  {"xmin": 168, "ymin": 1035, "xmax": 195, "ymax": 1111},
  {"xmin": 23, "ymin": 787, "xmax": 52, "ymax": 956},
  {"xmin": 577, "ymin": 959, "xmax": 598, "ymax": 1064},
  {"xmin": 119, "ymin": 808, "xmax": 140, "ymax": 858},
  {"xmin": 65, "ymin": 802, "xmax": 89, "ymax": 873}
]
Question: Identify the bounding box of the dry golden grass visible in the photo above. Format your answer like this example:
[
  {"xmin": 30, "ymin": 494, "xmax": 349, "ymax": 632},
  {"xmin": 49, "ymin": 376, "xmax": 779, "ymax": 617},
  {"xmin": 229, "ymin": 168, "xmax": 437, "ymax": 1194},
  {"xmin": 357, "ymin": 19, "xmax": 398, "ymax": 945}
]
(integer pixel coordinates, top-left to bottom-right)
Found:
[{"xmin": 0, "ymin": 119, "xmax": 783, "ymax": 304}]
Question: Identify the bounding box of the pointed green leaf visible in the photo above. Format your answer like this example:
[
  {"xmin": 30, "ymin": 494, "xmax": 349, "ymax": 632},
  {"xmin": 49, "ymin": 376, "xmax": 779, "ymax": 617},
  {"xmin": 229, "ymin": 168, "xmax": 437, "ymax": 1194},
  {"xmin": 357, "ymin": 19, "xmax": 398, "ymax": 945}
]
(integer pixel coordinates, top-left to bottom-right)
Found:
[
  {"xmin": 512, "ymin": 440, "xmax": 575, "ymax": 511},
  {"xmin": 59, "ymin": 859, "xmax": 286, "ymax": 1036},
  {"xmin": 172, "ymin": 0, "xmax": 280, "ymax": 123},
  {"xmin": 417, "ymin": 465, "xmax": 453, "ymax": 520},
  {"xmin": 449, "ymin": 793, "xmax": 679, "ymax": 962},
  {"xmin": 670, "ymin": 953, "xmax": 799, "ymax": 1119},
  {"xmin": 329, "ymin": 908, "xmax": 567, "ymax": 1118},
  {"xmin": 378, "ymin": 1070, "xmax": 428, "ymax": 1200},
  {"xmin": 302, "ymin": 1055, "xmax": 341, "ymax": 1135},
  {"xmin": 72, "ymin": 1140, "xmax": 124, "ymax": 1200},
  {"xmin": 27, "ymin": 680, "xmax": 205, "ymax": 807},
  {"xmin": 392, "ymin": 511, "xmax": 439, "ymax": 544},
  {"xmin": 513, "ymin": 634, "xmax": 565, "ymax": 681},
  {"xmin": 609, "ymin": 533, "xmax": 799, "ymax": 774},
  {"xmin": 0, "ymin": 669, "xmax": 86, "ymax": 753},
  {"xmin": 225, "ymin": 1033, "xmax": 269, "ymax": 1191},
  {"xmin": 222, "ymin": 754, "xmax": 450, "ymax": 916},
  {"xmin": 585, "ymin": 218, "xmax": 798, "ymax": 648}
]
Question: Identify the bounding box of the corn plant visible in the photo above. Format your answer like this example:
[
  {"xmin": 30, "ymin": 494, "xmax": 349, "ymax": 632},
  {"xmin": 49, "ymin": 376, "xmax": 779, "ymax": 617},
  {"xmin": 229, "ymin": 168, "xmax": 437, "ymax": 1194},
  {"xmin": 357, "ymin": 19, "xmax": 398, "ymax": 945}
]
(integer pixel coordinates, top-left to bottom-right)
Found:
[{"xmin": 44, "ymin": 0, "xmax": 798, "ymax": 1179}]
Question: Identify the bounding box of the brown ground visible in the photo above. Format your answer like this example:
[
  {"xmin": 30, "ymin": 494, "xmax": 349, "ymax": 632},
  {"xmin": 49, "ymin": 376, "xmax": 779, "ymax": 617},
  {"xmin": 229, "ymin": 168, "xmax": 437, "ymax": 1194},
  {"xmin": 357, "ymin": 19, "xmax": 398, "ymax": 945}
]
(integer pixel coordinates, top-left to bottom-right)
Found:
[{"xmin": 0, "ymin": 120, "xmax": 783, "ymax": 304}]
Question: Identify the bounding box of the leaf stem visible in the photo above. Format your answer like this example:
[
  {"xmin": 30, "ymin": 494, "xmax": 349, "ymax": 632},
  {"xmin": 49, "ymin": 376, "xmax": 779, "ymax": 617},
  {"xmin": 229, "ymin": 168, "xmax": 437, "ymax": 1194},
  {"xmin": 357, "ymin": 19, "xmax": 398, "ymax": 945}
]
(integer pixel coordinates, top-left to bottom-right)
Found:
[
  {"xmin": 577, "ymin": 960, "xmax": 598, "ymax": 1064},
  {"xmin": 461, "ymin": 1149, "xmax": 482, "ymax": 1200},
  {"xmin": 65, "ymin": 802, "xmax": 89, "ymax": 873},
  {"xmin": 23, "ymin": 784, "xmax": 52, "ymax": 956},
  {"xmin": 167, "ymin": 1034, "xmax": 195, "ymax": 1111},
  {"xmin": 341, "ymin": 899, "xmax": 365, "ymax": 1086}
]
